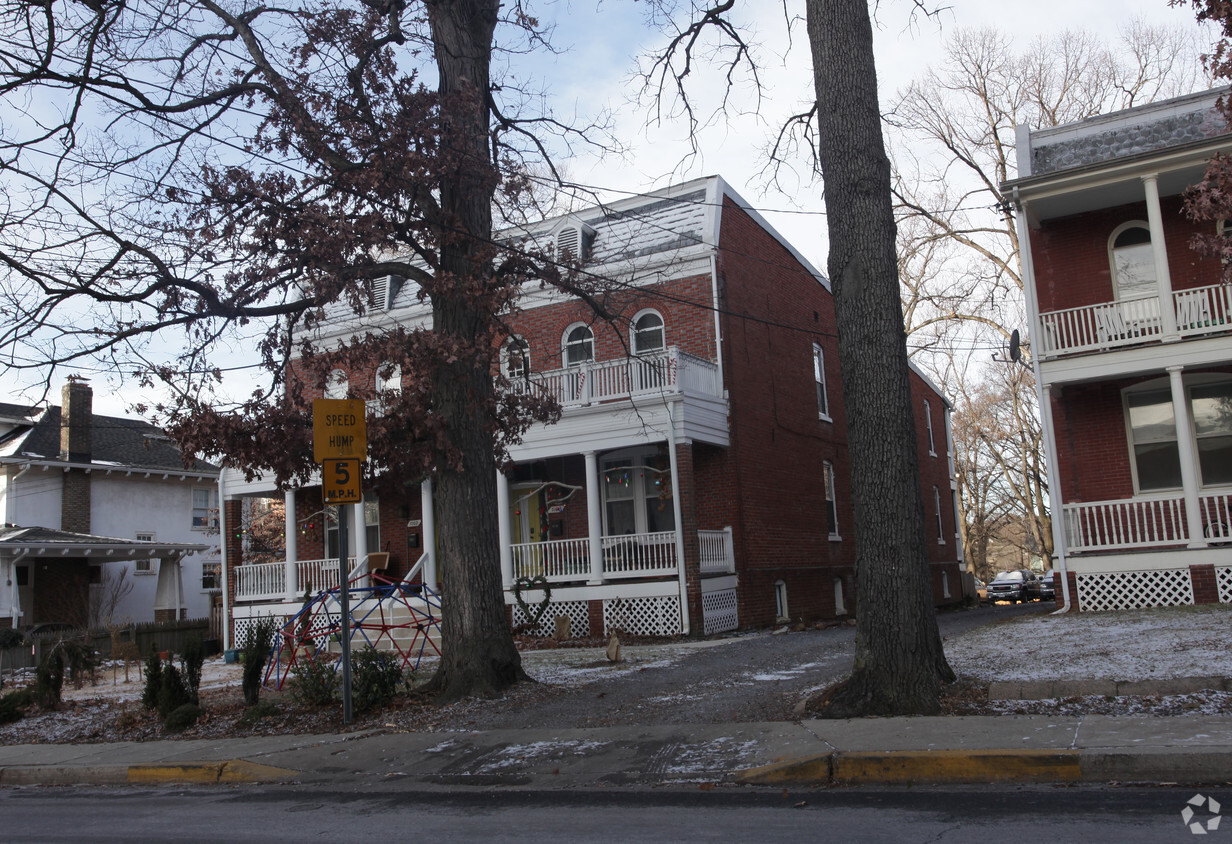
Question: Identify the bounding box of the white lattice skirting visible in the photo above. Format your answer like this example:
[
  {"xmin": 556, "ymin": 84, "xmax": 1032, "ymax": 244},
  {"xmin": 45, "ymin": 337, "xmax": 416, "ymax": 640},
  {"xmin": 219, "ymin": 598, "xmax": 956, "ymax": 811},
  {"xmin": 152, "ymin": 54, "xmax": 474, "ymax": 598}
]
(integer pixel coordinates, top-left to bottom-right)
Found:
[
  {"xmin": 603, "ymin": 596, "xmax": 681, "ymax": 637},
  {"xmin": 1217, "ymin": 566, "xmax": 1232, "ymax": 604},
  {"xmin": 232, "ymin": 612, "xmax": 288, "ymax": 645},
  {"xmin": 1076, "ymin": 569, "xmax": 1195, "ymax": 612},
  {"xmin": 702, "ymin": 588, "xmax": 739, "ymax": 635},
  {"xmin": 511, "ymin": 600, "xmax": 590, "ymax": 638}
]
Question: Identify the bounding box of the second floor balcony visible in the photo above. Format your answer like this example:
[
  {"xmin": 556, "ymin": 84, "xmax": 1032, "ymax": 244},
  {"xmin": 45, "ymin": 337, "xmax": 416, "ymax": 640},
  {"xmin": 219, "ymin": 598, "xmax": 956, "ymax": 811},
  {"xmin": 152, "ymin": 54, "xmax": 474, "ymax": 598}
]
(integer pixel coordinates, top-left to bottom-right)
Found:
[
  {"xmin": 1038, "ymin": 281, "xmax": 1232, "ymax": 360},
  {"xmin": 511, "ymin": 346, "xmax": 721, "ymax": 407}
]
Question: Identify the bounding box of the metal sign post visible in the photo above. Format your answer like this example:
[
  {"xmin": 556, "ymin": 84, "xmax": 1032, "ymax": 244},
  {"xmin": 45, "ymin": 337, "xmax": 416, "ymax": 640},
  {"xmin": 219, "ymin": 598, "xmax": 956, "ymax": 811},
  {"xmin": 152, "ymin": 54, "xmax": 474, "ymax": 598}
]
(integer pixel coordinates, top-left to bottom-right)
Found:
[{"xmin": 313, "ymin": 398, "xmax": 366, "ymax": 726}]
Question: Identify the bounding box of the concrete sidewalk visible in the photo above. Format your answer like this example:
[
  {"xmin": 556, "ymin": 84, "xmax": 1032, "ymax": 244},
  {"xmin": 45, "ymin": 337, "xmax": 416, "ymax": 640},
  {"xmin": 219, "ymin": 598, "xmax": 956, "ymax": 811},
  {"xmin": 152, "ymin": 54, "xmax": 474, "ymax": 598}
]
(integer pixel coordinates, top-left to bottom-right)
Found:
[{"xmin": 1, "ymin": 713, "xmax": 1230, "ymax": 789}]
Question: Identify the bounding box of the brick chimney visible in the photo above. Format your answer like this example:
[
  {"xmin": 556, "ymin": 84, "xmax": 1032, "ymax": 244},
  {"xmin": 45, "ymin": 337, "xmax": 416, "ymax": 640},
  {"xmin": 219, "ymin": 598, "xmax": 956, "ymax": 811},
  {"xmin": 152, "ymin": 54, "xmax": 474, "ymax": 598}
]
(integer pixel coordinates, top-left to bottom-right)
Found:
[
  {"xmin": 60, "ymin": 379, "xmax": 93, "ymax": 463},
  {"xmin": 59, "ymin": 380, "xmax": 92, "ymax": 533}
]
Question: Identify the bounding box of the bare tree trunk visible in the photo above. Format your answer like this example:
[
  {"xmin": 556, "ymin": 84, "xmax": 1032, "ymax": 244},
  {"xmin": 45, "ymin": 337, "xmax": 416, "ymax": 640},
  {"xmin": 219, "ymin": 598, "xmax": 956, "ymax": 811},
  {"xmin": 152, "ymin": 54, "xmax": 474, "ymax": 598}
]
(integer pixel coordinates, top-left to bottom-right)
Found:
[
  {"xmin": 421, "ymin": 0, "xmax": 526, "ymax": 701},
  {"xmin": 806, "ymin": 0, "xmax": 954, "ymax": 717}
]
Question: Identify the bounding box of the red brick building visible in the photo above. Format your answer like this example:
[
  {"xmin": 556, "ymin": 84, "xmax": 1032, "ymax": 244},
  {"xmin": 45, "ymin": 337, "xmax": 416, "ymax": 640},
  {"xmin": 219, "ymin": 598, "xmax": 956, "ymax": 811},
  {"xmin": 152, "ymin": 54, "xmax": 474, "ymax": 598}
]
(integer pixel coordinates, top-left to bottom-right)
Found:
[
  {"xmin": 221, "ymin": 176, "xmax": 960, "ymax": 644},
  {"xmin": 1005, "ymin": 89, "xmax": 1232, "ymax": 611}
]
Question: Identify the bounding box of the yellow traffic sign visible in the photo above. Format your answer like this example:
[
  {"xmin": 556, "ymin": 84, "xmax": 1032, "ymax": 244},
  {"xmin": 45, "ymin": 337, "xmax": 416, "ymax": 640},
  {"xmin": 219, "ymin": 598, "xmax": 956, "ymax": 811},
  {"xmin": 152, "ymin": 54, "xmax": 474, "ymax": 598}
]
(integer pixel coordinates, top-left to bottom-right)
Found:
[
  {"xmin": 313, "ymin": 399, "xmax": 367, "ymax": 462},
  {"xmin": 322, "ymin": 458, "xmax": 362, "ymax": 504}
]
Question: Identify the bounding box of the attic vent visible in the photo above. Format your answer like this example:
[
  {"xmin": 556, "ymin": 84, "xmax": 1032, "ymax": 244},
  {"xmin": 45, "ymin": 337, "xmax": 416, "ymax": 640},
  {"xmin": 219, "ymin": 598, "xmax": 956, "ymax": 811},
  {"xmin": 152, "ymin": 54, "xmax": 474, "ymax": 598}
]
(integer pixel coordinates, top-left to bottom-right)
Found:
[
  {"xmin": 556, "ymin": 222, "xmax": 595, "ymax": 263},
  {"xmin": 369, "ymin": 275, "xmax": 405, "ymax": 311}
]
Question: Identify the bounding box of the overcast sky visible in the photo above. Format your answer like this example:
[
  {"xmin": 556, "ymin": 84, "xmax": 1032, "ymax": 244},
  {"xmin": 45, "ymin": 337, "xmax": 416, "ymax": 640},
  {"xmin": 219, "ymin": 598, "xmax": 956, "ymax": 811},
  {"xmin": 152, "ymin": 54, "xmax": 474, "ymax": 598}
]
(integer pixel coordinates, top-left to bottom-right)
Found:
[{"xmin": 3, "ymin": 0, "xmax": 1214, "ymax": 417}]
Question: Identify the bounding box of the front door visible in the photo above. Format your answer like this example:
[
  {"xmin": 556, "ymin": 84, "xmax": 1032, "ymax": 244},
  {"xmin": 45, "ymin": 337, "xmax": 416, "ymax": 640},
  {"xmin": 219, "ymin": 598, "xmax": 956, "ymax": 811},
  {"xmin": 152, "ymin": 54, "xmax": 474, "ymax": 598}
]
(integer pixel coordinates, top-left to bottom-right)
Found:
[{"xmin": 511, "ymin": 484, "xmax": 544, "ymax": 545}]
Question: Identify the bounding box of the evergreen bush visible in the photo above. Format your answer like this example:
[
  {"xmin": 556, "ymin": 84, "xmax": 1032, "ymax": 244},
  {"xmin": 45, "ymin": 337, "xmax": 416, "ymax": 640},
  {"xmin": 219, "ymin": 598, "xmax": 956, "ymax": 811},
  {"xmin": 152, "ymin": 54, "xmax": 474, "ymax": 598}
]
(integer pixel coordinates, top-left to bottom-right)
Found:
[
  {"xmin": 163, "ymin": 703, "xmax": 202, "ymax": 733},
  {"xmin": 141, "ymin": 645, "xmax": 163, "ymax": 710},
  {"xmin": 289, "ymin": 655, "xmax": 339, "ymax": 708},
  {"xmin": 352, "ymin": 646, "xmax": 403, "ymax": 713},
  {"xmin": 241, "ymin": 618, "xmax": 277, "ymax": 706}
]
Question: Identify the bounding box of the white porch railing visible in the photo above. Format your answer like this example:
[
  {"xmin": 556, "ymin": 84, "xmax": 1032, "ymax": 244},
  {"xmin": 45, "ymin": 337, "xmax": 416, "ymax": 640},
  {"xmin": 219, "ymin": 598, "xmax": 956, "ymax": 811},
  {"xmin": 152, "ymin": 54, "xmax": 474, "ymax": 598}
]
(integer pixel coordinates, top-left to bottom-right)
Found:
[
  {"xmin": 1039, "ymin": 296, "xmax": 1162, "ymax": 357},
  {"xmin": 1199, "ymin": 491, "xmax": 1232, "ymax": 541},
  {"xmin": 512, "ymin": 537, "xmax": 590, "ymax": 583},
  {"xmin": 1174, "ymin": 283, "xmax": 1232, "ymax": 337},
  {"xmin": 235, "ymin": 557, "xmax": 353, "ymax": 602},
  {"xmin": 514, "ymin": 347, "xmax": 720, "ymax": 407},
  {"xmin": 699, "ymin": 527, "xmax": 735, "ymax": 574},
  {"xmin": 602, "ymin": 532, "xmax": 678, "ymax": 578},
  {"xmin": 1065, "ymin": 495, "xmax": 1188, "ymax": 552}
]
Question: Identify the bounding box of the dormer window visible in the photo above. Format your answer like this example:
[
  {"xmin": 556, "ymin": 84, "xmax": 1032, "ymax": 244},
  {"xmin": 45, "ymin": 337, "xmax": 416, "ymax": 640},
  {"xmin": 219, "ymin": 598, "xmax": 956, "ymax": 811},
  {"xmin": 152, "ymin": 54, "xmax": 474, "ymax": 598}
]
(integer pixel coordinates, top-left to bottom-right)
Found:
[
  {"xmin": 555, "ymin": 219, "xmax": 596, "ymax": 263},
  {"xmin": 369, "ymin": 275, "xmax": 404, "ymax": 311},
  {"xmin": 1109, "ymin": 222, "xmax": 1156, "ymax": 300}
]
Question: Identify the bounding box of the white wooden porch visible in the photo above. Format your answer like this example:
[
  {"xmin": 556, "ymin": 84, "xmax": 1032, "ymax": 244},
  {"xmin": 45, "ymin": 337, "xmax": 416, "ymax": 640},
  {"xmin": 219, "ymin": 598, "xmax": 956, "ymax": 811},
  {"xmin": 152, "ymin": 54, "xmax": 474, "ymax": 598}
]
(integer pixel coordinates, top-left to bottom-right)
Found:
[{"xmin": 1063, "ymin": 490, "xmax": 1232, "ymax": 552}]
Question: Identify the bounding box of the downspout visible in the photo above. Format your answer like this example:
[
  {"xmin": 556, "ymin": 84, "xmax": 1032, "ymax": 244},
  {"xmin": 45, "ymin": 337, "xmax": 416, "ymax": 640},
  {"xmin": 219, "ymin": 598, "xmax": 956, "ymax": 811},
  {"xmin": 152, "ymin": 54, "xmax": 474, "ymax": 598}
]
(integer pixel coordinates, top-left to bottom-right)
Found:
[
  {"xmin": 219, "ymin": 469, "xmax": 231, "ymax": 650},
  {"xmin": 1014, "ymin": 185, "xmax": 1072, "ymax": 612},
  {"xmin": 666, "ymin": 406, "xmax": 691, "ymax": 635}
]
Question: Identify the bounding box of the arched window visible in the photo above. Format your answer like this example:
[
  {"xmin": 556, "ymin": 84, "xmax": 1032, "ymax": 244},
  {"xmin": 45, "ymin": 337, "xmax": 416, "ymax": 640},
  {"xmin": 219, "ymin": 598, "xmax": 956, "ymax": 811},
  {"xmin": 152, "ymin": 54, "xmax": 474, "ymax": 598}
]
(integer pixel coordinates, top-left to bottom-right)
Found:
[
  {"xmin": 324, "ymin": 369, "xmax": 348, "ymax": 399},
  {"xmin": 823, "ymin": 460, "xmax": 839, "ymax": 540},
  {"xmin": 631, "ymin": 311, "xmax": 665, "ymax": 355},
  {"xmin": 1109, "ymin": 222, "xmax": 1157, "ymax": 300},
  {"xmin": 563, "ymin": 324, "xmax": 594, "ymax": 367},
  {"xmin": 502, "ymin": 336, "xmax": 530, "ymax": 379},
  {"xmin": 375, "ymin": 363, "xmax": 401, "ymax": 395}
]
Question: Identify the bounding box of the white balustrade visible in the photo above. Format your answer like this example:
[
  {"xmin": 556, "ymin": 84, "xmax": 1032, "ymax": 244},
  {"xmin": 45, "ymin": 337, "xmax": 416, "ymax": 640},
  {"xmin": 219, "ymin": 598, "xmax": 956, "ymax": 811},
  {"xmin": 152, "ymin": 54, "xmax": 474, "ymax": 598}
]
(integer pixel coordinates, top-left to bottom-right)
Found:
[
  {"xmin": 1039, "ymin": 296, "xmax": 1162, "ymax": 357},
  {"xmin": 601, "ymin": 531, "xmax": 678, "ymax": 578},
  {"xmin": 234, "ymin": 562, "xmax": 286, "ymax": 601},
  {"xmin": 1064, "ymin": 496, "xmax": 1188, "ymax": 551},
  {"xmin": 512, "ymin": 537, "xmax": 590, "ymax": 583},
  {"xmin": 699, "ymin": 527, "xmax": 735, "ymax": 574},
  {"xmin": 1199, "ymin": 491, "xmax": 1232, "ymax": 541},
  {"xmin": 1174, "ymin": 283, "xmax": 1232, "ymax": 337},
  {"xmin": 510, "ymin": 347, "xmax": 719, "ymax": 407}
]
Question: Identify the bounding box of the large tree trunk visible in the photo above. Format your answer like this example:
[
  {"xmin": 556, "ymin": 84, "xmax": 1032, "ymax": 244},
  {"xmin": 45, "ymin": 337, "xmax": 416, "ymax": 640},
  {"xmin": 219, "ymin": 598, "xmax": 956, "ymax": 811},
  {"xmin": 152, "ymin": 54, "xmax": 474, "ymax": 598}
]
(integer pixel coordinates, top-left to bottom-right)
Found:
[
  {"xmin": 806, "ymin": 0, "xmax": 954, "ymax": 717},
  {"xmin": 421, "ymin": 0, "xmax": 527, "ymax": 701}
]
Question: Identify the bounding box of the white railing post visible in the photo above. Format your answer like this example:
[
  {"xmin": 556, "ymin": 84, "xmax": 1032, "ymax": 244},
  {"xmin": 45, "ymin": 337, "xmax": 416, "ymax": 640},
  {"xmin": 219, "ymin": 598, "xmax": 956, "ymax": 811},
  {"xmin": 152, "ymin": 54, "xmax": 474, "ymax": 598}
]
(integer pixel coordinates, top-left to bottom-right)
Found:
[{"xmin": 584, "ymin": 451, "xmax": 604, "ymax": 585}]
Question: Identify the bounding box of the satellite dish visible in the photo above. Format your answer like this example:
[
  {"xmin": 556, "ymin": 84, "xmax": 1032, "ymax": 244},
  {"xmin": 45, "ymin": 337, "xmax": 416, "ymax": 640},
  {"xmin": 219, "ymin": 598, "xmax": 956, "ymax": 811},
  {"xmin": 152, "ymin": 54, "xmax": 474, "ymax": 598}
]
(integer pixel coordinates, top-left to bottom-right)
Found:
[{"xmin": 1009, "ymin": 329, "xmax": 1021, "ymax": 363}]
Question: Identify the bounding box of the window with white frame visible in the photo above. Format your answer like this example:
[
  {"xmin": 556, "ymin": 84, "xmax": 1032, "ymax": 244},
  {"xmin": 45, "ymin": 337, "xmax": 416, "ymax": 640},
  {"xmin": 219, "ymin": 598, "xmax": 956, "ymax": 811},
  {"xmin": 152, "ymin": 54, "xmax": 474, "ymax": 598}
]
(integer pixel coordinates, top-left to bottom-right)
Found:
[
  {"xmin": 501, "ymin": 336, "xmax": 530, "ymax": 379},
  {"xmin": 933, "ymin": 485, "xmax": 944, "ymax": 543},
  {"xmin": 375, "ymin": 362, "xmax": 401, "ymax": 395},
  {"xmin": 775, "ymin": 580, "xmax": 789, "ymax": 621},
  {"xmin": 632, "ymin": 311, "xmax": 665, "ymax": 355},
  {"xmin": 1125, "ymin": 380, "xmax": 1232, "ymax": 492},
  {"xmin": 823, "ymin": 460, "xmax": 839, "ymax": 539},
  {"xmin": 924, "ymin": 399, "xmax": 936, "ymax": 456},
  {"xmin": 324, "ymin": 494, "xmax": 380, "ymax": 559},
  {"xmin": 601, "ymin": 448, "xmax": 674, "ymax": 536},
  {"xmin": 191, "ymin": 488, "xmax": 218, "ymax": 530},
  {"xmin": 201, "ymin": 560, "xmax": 221, "ymax": 590},
  {"xmin": 324, "ymin": 368, "xmax": 349, "ymax": 399},
  {"xmin": 134, "ymin": 531, "xmax": 156, "ymax": 573},
  {"xmin": 813, "ymin": 344, "xmax": 831, "ymax": 420},
  {"xmin": 563, "ymin": 324, "xmax": 594, "ymax": 367},
  {"xmin": 1109, "ymin": 222, "xmax": 1157, "ymax": 300},
  {"xmin": 1191, "ymin": 382, "xmax": 1232, "ymax": 486}
]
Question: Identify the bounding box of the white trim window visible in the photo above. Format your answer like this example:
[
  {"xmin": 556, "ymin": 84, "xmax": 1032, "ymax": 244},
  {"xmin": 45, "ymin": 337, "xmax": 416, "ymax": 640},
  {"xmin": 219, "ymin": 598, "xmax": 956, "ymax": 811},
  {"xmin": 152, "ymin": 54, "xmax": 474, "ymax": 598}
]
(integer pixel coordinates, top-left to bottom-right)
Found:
[
  {"xmin": 375, "ymin": 362, "xmax": 401, "ymax": 395},
  {"xmin": 823, "ymin": 460, "xmax": 839, "ymax": 540},
  {"xmin": 563, "ymin": 324, "xmax": 594, "ymax": 367},
  {"xmin": 933, "ymin": 485, "xmax": 944, "ymax": 544},
  {"xmin": 1191, "ymin": 382, "xmax": 1232, "ymax": 486},
  {"xmin": 501, "ymin": 336, "xmax": 530, "ymax": 380},
  {"xmin": 631, "ymin": 310, "xmax": 665, "ymax": 355},
  {"xmin": 324, "ymin": 368, "xmax": 349, "ymax": 399},
  {"xmin": 192, "ymin": 488, "xmax": 218, "ymax": 530},
  {"xmin": 1125, "ymin": 388, "xmax": 1182, "ymax": 492},
  {"xmin": 601, "ymin": 447, "xmax": 674, "ymax": 536},
  {"xmin": 813, "ymin": 344, "xmax": 831, "ymax": 421},
  {"xmin": 1109, "ymin": 221, "xmax": 1157, "ymax": 301},
  {"xmin": 134, "ymin": 531, "xmax": 156, "ymax": 574},
  {"xmin": 924, "ymin": 399, "xmax": 936, "ymax": 456}
]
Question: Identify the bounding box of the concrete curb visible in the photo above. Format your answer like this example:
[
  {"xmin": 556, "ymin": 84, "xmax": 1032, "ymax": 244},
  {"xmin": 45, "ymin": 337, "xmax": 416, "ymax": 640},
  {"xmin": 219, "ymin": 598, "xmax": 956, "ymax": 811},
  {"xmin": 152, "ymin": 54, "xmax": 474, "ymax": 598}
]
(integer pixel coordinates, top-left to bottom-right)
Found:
[
  {"xmin": 736, "ymin": 747, "xmax": 1232, "ymax": 787},
  {"xmin": 0, "ymin": 760, "xmax": 298, "ymax": 787},
  {"xmin": 988, "ymin": 677, "xmax": 1232, "ymax": 701}
]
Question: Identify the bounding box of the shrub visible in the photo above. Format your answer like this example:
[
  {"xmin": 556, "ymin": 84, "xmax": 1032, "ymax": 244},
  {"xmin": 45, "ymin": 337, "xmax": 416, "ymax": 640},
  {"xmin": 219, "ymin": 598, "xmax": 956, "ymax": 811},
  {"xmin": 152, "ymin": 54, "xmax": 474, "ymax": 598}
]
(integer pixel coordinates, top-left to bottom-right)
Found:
[
  {"xmin": 289, "ymin": 655, "xmax": 339, "ymax": 708},
  {"xmin": 181, "ymin": 636, "xmax": 204, "ymax": 706},
  {"xmin": 351, "ymin": 646, "xmax": 403, "ymax": 713},
  {"xmin": 163, "ymin": 703, "xmax": 202, "ymax": 733},
  {"xmin": 141, "ymin": 645, "xmax": 163, "ymax": 711},
  {"xmin": 157, "ymin": 663, "xmax": 193, "ymax": 719},
  {"xmin": 237, "ymin": 700, "xmax": 279, "ymax": 726},
  {"xmin": 35, "ymin": 650, "xmax": 65, "ymax": 709},
  {"xmin": 241, "ymin": 618, "xmax": 277, "ymax": 706},
  {"xmin": 0, "ymin": 688, "xmax": 32, "ymax": 724}
]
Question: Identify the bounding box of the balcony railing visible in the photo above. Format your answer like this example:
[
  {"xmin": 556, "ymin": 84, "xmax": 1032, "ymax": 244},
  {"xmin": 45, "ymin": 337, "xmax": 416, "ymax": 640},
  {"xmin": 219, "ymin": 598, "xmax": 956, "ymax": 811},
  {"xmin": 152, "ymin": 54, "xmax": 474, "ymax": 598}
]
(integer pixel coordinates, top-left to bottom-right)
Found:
[
  {"xmin": 1064, "ymin": 490, "xmax": 1232, "ymax": 552},
  {"xmin": 511, "ymin": 347, "xmax": 720, "ymax": 407},
  {"xmin": 1038, "ymin": 282, "xmax": 1232, "ymax": 358},
  {"xmin": 698, "ymin": 527, "xmax": 736, "ymax": 575},
  {"xmin": 235, "ymin": 557, "xmax": 353, "ymax": 602}
]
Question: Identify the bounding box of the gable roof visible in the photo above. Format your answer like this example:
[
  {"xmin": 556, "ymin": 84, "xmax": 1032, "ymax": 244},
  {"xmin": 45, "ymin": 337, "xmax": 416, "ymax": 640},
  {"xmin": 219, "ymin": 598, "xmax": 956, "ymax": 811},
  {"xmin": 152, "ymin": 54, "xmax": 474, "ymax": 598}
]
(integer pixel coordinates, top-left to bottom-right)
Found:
[{"xmin": 0, "ymin": 404, "xmax": 217, "ymax": 474}]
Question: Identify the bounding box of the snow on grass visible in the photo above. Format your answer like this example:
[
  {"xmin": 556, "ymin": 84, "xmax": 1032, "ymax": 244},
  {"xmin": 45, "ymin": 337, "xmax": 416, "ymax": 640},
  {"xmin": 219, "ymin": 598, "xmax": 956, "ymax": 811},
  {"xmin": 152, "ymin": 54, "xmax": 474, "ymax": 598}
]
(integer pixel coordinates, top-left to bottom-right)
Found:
[{"xmin": 945, "ymin": 603, "xmax": 1232, "ymax": 683}]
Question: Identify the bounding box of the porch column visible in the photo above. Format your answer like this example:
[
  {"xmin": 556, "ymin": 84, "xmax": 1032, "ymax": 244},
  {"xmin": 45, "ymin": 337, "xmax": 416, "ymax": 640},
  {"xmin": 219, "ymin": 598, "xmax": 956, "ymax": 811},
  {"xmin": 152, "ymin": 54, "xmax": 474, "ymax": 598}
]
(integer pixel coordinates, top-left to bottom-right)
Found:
[
  {"xmin": 420, "ymin": 478, "xmax": 438, "ymax": 589},
  {"xmin": 352, "ymin": 501, "xmax": 368, "ymax": 581},
  {"xmin": 496, "ymin": 470, "xmax": 514, "ymax": 589},
  {"xmin": 1039, "ymin": 385, "xmax": 1072, "ymax": 606},
  {"xmin": 1169, "ymin": 366, "xmax": 1206, "ymax": 548},
  {"xmin": 584, "ymin": 451, "xmax": 604, "ymax": 585},
  {"xmin": 284, "ymin": 487, "xmax": 298, "ymax": 600},
  {"xmin": 1142, "ymin": 174, "xmax": 1179, "ymax": 339},
  {"xmin": 153, "ymin": 554, "xmax": 184, "ymax": 622}
]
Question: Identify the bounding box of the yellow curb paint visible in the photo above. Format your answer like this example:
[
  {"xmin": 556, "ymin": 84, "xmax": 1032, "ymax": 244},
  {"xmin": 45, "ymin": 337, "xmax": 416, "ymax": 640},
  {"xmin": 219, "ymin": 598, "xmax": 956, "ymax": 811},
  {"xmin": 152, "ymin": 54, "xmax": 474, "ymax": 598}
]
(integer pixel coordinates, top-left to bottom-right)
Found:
[
  {"xmin": 736, "ymin": 754, "xmax": 832, "ymax": 785},
  {"xmin": 832, "ymin": 749, "xmax": 1082, "ymax": 784},
  {"xmin": 126, "ymin": 763, "xmax": 223, "ymax": 784}
]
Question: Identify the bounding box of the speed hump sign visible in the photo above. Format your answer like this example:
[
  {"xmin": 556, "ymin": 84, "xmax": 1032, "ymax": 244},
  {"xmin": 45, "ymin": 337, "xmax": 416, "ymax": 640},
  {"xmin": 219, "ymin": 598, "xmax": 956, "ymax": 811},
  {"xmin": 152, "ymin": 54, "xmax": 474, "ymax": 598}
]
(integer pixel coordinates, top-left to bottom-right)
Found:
[{"xmin": 322, "ymin": 458, "xmax": 362, "ymax": 504}]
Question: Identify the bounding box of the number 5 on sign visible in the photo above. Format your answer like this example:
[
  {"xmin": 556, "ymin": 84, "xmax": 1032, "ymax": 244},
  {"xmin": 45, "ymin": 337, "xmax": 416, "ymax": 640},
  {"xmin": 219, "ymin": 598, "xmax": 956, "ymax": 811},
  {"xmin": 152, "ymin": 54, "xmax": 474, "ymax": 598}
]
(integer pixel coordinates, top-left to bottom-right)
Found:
[{"xmin": 323, "ymin": 458, "xmax": 362, "ymax": 504}]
